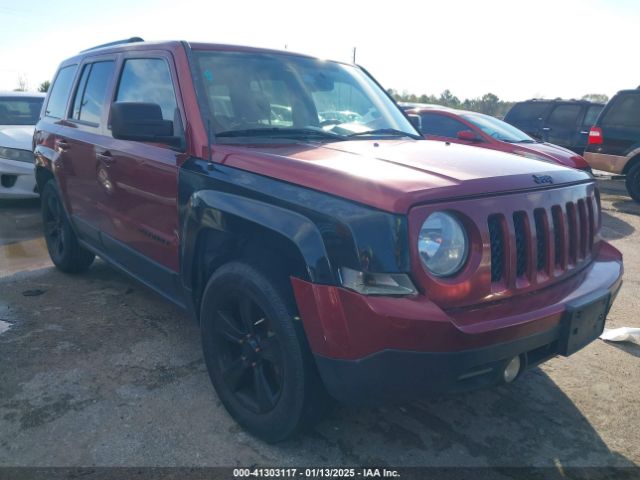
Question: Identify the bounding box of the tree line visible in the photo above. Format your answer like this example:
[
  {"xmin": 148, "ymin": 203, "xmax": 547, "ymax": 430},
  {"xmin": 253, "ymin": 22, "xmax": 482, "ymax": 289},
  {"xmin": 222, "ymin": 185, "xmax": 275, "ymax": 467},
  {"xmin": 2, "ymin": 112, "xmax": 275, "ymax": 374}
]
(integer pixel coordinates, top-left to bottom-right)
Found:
[{"xmin": 387, "ymin": 89, "xmax": 609, "ymax": 119}]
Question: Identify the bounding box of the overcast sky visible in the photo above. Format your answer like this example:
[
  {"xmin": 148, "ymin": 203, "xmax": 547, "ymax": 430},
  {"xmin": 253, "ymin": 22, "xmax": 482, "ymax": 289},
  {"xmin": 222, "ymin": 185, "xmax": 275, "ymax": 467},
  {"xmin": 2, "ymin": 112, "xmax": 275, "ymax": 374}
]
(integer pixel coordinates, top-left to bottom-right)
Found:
[{"xmin": 0, "ymin": 0, "xmax": 638, "ymax": 101}]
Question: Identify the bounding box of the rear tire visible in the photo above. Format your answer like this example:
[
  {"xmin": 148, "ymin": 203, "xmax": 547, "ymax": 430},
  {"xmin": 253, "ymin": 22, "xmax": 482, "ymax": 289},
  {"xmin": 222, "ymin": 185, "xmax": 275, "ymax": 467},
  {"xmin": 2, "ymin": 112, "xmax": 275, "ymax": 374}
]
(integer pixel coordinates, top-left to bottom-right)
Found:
[
  {"xmin": 626, "ymin": 163, "xmax": 640, "ymax": 203},
  {"xmin": 200, "ymin": 261, "xmax": 328, "ymax": 442},
  {"xmin": 41, "ymin": 181, "xmax": 95, "ymax": 273}
]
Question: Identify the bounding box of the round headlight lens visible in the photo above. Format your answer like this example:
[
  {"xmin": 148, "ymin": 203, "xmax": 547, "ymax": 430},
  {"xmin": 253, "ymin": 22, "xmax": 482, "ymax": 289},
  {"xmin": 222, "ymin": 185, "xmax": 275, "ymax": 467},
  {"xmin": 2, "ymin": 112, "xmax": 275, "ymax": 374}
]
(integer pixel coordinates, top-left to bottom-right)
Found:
[{"xmin": 418, "ymin": 212, "xmax": 468, "ymax": 277}]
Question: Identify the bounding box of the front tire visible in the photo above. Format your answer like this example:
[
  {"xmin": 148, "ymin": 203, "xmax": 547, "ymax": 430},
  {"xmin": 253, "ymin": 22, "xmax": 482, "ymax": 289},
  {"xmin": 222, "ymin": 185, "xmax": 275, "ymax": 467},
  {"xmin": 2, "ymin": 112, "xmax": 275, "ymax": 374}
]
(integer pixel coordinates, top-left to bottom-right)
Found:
[
  {"xmin": 41, "ymin": 181, "xmax": 95, "ymax": 273},
  {"xmin": 625, "ymin": 162, "xmax": 640, "ymax": 203},
  {"xmin": 200, "ymin": 262, "xmax": 327, "ymax": 442}
]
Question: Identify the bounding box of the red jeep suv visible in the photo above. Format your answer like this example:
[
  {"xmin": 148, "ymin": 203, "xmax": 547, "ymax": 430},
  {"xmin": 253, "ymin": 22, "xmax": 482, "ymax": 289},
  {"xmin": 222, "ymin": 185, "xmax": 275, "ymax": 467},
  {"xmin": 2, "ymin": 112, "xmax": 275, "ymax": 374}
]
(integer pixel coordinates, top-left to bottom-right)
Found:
[{"xmin": 34, "ymin": 38, "xmax": 623, "ymax": 442}]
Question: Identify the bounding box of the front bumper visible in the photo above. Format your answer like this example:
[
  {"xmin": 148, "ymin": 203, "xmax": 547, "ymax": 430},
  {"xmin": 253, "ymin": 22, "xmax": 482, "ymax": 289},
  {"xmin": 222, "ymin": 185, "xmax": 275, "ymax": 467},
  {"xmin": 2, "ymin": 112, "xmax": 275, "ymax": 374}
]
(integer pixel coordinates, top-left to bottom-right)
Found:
[
  {"xmin": 0, "ymin": 158, "xmax": 37, "ymax": 199},
  {"xmin": 292, "ymin": 242, "xmax": 623, "ymax": 404}
]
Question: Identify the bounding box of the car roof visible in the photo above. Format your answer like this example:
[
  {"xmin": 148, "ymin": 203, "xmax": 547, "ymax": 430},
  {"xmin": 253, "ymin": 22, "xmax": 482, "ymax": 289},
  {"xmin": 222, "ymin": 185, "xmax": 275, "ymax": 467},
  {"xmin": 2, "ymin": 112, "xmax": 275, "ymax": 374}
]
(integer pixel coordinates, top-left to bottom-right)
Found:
[
  {"xmin": 61, "ymin": 39, "xmax": 350, "ymax": 66},
  {"xmin": 0, "ymin": 91, "xmax": 45, "ymax": 98},
  {"xmin": 515, "ymin": 98, "xmax": 604, "ymax": 106},
  {"xmin": 613, "ymin": 89, "xmax": 640, "ymax": 96}
]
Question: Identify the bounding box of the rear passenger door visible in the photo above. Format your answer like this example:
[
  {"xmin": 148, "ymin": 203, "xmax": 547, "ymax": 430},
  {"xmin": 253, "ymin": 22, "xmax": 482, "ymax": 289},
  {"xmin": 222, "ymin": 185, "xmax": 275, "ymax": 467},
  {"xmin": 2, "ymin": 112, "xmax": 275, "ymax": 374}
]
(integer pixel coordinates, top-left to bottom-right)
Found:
[
  {"xmin": 60, "ymin": 57, "xmax": 117, "ymax": 240},
  {"xmin": 99, "ymin": 53, "xmax": 186, "ymax": 280},
  {"xmin": 544, "ymin": 103, "xmax": 581, "ymax": 153}
]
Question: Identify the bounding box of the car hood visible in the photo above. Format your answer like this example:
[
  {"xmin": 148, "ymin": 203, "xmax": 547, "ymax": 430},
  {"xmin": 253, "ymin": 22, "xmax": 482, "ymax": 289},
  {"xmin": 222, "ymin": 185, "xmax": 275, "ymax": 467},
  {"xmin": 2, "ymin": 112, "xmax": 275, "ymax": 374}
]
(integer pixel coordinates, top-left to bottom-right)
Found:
[
  {"xmin": 512, "ymin": 141, "xmax": 589, "ymax": 169},
  {"xmin": 0, "ymin": 125, "xmax": 35, "ymax": 150},
  {"xmin": 218, "ymin": 139, "xmax": 592, "ymax": 213}
]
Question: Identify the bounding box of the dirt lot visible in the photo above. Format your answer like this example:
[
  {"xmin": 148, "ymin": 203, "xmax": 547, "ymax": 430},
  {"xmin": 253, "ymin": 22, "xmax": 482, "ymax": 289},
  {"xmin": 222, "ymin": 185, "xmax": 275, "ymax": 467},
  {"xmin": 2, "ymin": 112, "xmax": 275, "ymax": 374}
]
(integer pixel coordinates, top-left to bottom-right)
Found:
[{"xmin": 0, "ymin": 178, "xmax": 638, "ymax": 469}]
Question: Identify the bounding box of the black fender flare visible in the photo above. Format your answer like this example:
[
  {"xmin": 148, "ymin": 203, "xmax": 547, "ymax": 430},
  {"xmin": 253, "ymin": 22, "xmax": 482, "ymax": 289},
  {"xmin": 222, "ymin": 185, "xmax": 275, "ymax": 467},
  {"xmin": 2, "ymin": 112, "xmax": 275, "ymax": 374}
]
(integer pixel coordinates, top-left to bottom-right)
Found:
[{"xmin": 181, "ymin": 189, "xmax": 336, "ymax": 298}]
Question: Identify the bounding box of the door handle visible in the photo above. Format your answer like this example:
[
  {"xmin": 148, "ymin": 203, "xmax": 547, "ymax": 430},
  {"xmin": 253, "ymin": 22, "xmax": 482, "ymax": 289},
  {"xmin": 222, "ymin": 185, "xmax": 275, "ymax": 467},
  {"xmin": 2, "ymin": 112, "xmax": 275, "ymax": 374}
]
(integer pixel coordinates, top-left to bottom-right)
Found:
[
  {"xmin": 541, "ymin": 127, "xmax": 551, "ymax": 131},
  {"xmin": 580, "ymin": 131, "xmax": 589, "ymax": 134},
  {"xmin": 54, "ymin": 139, "xmax": 70, "ymax": 151},
  {"xmin": 96, "ymin": 151, "xmax": 116, "ymax": 165}
]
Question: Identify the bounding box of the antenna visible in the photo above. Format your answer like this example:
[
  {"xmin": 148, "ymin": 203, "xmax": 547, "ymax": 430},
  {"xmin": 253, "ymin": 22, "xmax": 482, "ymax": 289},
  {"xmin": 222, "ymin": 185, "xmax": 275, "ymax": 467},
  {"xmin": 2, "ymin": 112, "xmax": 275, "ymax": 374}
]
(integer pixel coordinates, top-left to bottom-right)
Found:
[
  {"xmin": 206, "ymin": 119, "xmax": 215, "ymax": 171},
  {"xmin": 352, "ymin": 47, "xmax": 357, "ymax": 64}
]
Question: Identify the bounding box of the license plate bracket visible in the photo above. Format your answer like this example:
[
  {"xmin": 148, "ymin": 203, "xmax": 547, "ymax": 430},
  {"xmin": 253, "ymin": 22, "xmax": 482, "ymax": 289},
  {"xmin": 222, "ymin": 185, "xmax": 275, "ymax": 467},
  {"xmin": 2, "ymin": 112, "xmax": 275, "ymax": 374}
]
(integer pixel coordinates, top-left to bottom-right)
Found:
[{"xmin": 559, "ymin": 290, "xmax": 611, "ymax": 356}]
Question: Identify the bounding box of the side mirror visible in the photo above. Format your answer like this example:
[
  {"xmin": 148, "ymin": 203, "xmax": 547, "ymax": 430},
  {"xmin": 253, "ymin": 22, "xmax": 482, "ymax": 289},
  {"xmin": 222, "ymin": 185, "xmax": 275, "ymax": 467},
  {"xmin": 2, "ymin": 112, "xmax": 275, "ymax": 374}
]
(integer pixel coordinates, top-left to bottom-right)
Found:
[
  {"xmin": 457, "ymin": 130, "xmax": 481, "ymax": 142},
  {"xmin": 111, "ymin": 102, "xmax": 180, "ymax": 146},
  {"xmin": 408, "ymin": 114, "xmax": 422, "ymax": 131}
]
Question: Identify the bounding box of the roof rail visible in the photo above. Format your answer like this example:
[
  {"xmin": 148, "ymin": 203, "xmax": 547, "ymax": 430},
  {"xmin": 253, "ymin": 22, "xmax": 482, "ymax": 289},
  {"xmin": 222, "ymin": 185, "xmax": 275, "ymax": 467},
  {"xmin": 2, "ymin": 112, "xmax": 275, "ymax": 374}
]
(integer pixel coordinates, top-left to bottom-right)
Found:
[{"xmin": 80, "ymin": 37, "xmax": 144, "ymax": 53}]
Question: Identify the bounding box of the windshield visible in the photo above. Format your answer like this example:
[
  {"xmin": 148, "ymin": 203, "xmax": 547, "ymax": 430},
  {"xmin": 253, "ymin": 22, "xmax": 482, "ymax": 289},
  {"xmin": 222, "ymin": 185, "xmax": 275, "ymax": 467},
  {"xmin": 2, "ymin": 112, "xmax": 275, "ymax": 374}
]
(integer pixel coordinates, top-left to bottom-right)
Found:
[
  {"xmin": 0, "ymin": 96, "xmax": 44, "ymax": 125},
  {"xmin": 461, "ymin": 112, "xmax": 535, "ymax": 143},
  {"xmin": 192, "ymin": 50, "xmax": 419, "ymax": 143}
]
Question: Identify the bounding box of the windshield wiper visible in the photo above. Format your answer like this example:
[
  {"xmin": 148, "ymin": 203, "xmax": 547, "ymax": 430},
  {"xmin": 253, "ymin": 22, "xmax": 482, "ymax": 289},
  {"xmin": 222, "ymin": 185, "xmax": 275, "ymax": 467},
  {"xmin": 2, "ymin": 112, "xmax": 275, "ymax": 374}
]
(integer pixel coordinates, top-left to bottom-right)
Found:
[
  {"xmin": 216, "ymin": 127, "xmax": 345, "ymax": 140},
  {"xmin": 347, "ymin": 128, "xmax": 422, "ymax": 140}
]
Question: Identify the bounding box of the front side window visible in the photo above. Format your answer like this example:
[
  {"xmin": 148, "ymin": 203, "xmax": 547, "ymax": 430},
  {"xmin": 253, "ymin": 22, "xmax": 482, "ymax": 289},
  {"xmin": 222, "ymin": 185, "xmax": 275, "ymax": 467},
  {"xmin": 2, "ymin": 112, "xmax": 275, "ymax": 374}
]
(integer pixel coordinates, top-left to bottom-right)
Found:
[
  {"xmin": 71, "ymin": 61, "xmax": 116, "ymax": 125},
  {"xmin": 115, "ymin": 58, "xmax": 178, "ymax": 122},
  {"xmin": 192, "ymin": 50, "xmax": 418, "ymax": 143},
  {"xmin": 547, "ymin": 104, "xmax": 581, "ymax": 128},
  {"xmin": 0, "ymin": 96, "xmax": 44, "ymax": 125},
  {"xmin": 45, "ymin": 65, "xmax": 77, "ymax": 119},
  {"xmin": 420, "ymin": 113, "xmax": 469, "ymax": 138}
]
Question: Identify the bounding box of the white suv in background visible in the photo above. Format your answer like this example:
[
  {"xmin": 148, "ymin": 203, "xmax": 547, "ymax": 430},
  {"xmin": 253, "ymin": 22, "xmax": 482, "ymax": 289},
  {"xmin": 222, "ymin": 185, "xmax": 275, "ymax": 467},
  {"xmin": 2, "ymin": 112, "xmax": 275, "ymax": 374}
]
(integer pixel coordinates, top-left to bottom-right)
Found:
[{"xmin": 0, "ymin": 92, "xmax": 45, "ymax": 199}]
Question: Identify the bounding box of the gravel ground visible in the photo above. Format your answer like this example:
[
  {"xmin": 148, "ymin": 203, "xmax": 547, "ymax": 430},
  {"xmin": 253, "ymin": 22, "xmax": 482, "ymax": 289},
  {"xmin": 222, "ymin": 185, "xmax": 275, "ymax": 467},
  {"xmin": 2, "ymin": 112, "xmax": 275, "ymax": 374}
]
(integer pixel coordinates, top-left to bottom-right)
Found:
[{"xmin": 0, "ymin": 179, "xmax": 638, "ymax": 470}]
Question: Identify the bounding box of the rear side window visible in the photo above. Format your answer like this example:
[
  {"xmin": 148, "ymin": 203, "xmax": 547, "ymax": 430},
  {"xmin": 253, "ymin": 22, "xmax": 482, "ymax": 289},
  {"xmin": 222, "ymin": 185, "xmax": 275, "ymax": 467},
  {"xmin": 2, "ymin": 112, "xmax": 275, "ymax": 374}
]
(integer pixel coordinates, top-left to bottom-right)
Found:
[
  {"xmin": 115, "ymin": 58, "xmax": 177, "ymax": 121},
  {"xmin": 45, "ymin": 65, "xmax": 77, "ymax": 119},
  {"xmin": 71, "ymin": 61, "xmax": 116, "ymax": 125},
  {"xmin": 420, "ymin": 113, "xmax": 468, "ymax": 138},
  {"xmin": 506, "ymin": 102, "xmax": 551, "ymax": 123},
  {"xmin": 601, "ymin": 94, "xmax": 640, "ymax": 128},
  {"xmin": 582, "ymin": 105, "xmax": 603, "ymax": 127},
  {"xmin": 547, "ymin": 104, "xmax": 581, "ymax": 128}
]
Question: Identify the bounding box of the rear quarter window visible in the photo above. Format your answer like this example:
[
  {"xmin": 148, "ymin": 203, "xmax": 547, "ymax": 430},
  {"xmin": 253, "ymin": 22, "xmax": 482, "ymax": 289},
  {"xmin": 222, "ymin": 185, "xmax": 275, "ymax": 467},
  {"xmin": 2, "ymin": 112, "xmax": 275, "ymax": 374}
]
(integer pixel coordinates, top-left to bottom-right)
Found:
[
  {"xmin": 601, "ymin": 94, "xmax": 640, "ymax": 129},
  {"xmin": 45, "ymin": 65, "xmax": 77, "ymax": 119}
]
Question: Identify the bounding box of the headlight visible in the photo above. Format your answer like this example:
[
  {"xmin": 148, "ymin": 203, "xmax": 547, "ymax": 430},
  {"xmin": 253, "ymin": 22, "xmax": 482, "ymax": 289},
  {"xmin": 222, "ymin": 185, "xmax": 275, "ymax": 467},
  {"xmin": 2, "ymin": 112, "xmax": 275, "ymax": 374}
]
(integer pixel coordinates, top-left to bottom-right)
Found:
[
  {"xmin": 0, "ymin": 147, "xmax": 34, "ymax": 163},
  {"xmin": 418, "ymin": 212, "xmax": 468, "ymax": 277}
]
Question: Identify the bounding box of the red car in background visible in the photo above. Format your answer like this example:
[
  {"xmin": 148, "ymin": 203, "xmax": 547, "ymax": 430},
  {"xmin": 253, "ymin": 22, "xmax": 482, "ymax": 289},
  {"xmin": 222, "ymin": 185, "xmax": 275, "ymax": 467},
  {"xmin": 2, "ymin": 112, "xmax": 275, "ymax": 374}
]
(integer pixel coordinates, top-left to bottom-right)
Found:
[{"xmin": 402, "ymin": 104, "xmax": 591, "ymax": 172}]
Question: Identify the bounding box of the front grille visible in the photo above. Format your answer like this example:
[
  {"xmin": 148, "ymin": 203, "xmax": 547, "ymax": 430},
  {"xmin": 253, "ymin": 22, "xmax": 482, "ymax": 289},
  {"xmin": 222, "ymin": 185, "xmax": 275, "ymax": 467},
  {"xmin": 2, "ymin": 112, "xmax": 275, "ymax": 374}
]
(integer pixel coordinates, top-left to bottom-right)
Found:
[{"xmin": 489, "ymin": 196, "xmax": 596, "ymax": 285}]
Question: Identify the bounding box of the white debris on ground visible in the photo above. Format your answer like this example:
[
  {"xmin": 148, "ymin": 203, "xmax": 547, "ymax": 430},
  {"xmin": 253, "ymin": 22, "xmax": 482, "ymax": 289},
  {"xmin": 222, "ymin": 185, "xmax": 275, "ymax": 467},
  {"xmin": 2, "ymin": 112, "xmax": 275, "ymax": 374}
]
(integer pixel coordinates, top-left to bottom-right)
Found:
[
  {"xmin": 0, "ymin": 320, "xmax": 11, "ymax": 335},
  {"xmin": 600, "ymin": 327, "xmax": 640, "ymax": 345}
]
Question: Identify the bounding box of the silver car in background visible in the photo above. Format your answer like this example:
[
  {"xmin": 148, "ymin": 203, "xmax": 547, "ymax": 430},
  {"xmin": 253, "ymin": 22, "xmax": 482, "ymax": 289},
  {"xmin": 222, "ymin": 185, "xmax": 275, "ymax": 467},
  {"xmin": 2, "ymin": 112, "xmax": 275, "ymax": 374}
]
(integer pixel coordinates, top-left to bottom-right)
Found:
[{"xmin": 0, "ymin": 92, "xmax": 45, "ymax": 199}]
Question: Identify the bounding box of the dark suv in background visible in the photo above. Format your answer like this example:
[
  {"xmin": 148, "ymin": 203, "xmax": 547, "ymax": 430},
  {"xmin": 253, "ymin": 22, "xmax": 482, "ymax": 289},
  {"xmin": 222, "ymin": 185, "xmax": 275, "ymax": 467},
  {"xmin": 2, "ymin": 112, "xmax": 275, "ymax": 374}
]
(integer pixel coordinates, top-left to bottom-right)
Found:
[
  {"xmin": 504, "ymin": 99, "xmax": 604, "ymax": 155},
  {"xmin": 584, "ymin": 88, "xmax": 640, "ymax": 201}
]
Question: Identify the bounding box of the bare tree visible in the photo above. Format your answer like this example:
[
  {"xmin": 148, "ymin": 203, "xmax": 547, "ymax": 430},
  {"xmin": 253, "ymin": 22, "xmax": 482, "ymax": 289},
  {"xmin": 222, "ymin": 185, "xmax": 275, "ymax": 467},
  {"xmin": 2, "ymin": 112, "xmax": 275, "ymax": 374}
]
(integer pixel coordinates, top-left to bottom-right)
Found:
[{"xmin": 14, "ymin": 74, "xmax": 28, "ymax": 92}]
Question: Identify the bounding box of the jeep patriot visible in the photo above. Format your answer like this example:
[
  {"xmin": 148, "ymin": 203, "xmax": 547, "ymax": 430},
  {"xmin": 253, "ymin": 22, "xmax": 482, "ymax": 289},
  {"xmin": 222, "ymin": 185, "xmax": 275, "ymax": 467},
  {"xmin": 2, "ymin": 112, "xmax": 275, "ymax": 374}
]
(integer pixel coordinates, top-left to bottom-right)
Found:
[{"xmin": 34, "ymin": 38, "xmax": 623, "ymax": 441}]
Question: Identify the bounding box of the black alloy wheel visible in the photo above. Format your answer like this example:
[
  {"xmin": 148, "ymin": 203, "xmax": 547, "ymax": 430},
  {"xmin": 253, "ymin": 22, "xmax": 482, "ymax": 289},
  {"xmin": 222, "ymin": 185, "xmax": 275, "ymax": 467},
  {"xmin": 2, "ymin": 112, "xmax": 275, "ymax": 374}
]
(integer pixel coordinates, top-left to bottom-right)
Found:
[
  {"xmin": 200, "ymin": 261, "xmax": 329, "ymax": 442},
  {"xmin": 213, "ymin": 292, "xmax": 284, "ymax": 414}
]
